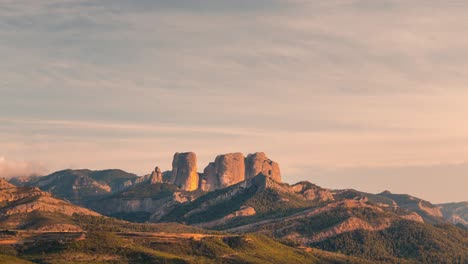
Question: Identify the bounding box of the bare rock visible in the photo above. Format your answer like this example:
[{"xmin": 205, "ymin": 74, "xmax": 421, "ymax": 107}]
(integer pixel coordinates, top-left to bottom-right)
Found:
[
  {"xmin": 201, "ymin": 153, "xmax": 245, "ymax": 191},
  {"xmin": 215, "ymin": 153, "xmax": 246, "ymax": 187},
  {"xmin": 171, "ymin": 152, "xmax": 199, "ymax": 191},
  {"xmin": 245, "ymin": 152, "xmax": 281, "ymax": 182},
  {"xmin": 200, "ymin": 162, "xmax": 218, "ymax": 191},
  {"xmin": 149, "ymin": 166, "xmax": 163, "ymax": 184}
]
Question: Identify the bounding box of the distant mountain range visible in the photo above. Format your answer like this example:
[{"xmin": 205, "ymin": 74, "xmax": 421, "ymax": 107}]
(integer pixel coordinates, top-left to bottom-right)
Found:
[{"xmin": 3, "ymin": 152, "xmax": 467, "ymax": 263}]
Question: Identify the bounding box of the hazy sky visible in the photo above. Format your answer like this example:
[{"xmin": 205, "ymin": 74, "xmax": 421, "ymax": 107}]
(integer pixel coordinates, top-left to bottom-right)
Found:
[{"xmin": 1, "ymin": 0, "xmax": 467, "ymax": 203}]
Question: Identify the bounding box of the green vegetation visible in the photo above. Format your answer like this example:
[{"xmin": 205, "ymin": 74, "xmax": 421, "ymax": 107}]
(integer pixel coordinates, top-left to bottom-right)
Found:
[
  {"xmin": 161, "ymin": 183, "xmax": 316, "ymax": 227},
  {"xmin": 313, "ymin": 220, "xmax": 468, "ymax": 263},
  {"xmin": 88, "ymin": 169, "xmax": 138, "ymax": 187},
  {"xmin": 18, "ymin": 169, "xmax": 139, "ymax": 204},
  {"xmin": 108, "ymin": 183, "xmax": 179, "ymax": 200},
  {"xmin": 72, "ymin": 214, "xmax": 218, "ymax": 234},
  {"xmin": 245, "ymin": 188, "xmax": 313, "ymax": 214},
  {"xmin": 160, "ymin": 183, "xmax": 260, "ymax": 224},
  {"xmin": 0, "ymin": 211, "xmax": 75, "ymax": 230},
  {"xmin": 3, "ymin": 229, "xmax": 364, "ymax": 263},
  {"xmin": 0, "ymin": 254, "xmax": 33, "ymax": 264},
  {"xmin": 109, "ymin": 212, "xmax": 153, "ymax": 223}
]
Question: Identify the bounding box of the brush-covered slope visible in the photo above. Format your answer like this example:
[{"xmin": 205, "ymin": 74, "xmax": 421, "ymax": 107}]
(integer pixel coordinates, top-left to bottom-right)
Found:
[
  {"xmin": 313, "ymin": 220, "xmax": 468, "ymax": 263},
  {"xmin": 0, "ymin": 178, "xmax": 100, "ymax": 231},
  {"xmin": 151, "ymin": 175, "xmax": 468, "ymax": 263},
  {"xmin": 438, "ymin": 202, "xmax": 468, "ymax": 227},
  {"xmin": 0, "ymin": 214, "xmax": 370, "ymax": 264},
  {"xmin": 157, "ymin": 174, "xmax": 334, "ymax": 227},
  {"xmin": 10, "ymin": 169, "xmax": 139, "ymax": 204},
  {"xmin": 377, "ymin": 191, "xmax": 446, "ymax": 224}
]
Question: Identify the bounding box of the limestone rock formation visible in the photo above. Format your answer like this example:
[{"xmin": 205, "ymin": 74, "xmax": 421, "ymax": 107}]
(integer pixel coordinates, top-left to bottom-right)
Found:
[
  {"xmin": 200, "ymin": 153, "xmax": 245, "ymax": 191},
  {"xmin": 149, "ymin": 166, "xmax": 163, "ymax": 184},
  {"xmin": 200, "ymin": 162, "xmax": 218, "ymax": 192},
  {"xmin": 245, "ymin": 152, "xmax": 281, "ymax": 182},
  {"xmin": 171, "ymin": 152, "xmax": 199, "ymax": 191}
]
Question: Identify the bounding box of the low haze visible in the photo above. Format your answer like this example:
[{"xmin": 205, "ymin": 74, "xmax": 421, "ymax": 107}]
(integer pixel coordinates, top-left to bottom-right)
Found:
[{"xmin": 1, "ymin": 0, "xmax": 467, "ymax": 203}]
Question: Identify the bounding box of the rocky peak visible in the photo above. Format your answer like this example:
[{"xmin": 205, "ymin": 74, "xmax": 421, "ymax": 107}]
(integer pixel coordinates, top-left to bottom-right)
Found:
[
  {"xmin": 200, "ymin": 153, "xmax": 246, "ymax": 191},
  {"xmin": 149, "ymin": 166, "xmax": 163, "ymax": 184},
  {"xmin": 245, "ymin": 152, "xmax": 281, "ymax": 182},
  {"xmin": 171, "ymin": 152, "xmax": 199, "ymax": 191}
]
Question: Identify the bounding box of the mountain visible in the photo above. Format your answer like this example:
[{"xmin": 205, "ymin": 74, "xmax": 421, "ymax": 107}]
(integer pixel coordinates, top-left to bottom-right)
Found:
[
  {"xmin": 0, "ymin": 178, "xmax": 99, "ymax": 231},
  {"xmin": 86, "ymin": 182, "xmax": 203, "ymax": 222},
  {"xmin": 108, "ymin": 152, "xmax": 284, "ymax": 222},
  {"xmin": 4, "ymin": 151, "xmax": 467, "ymax": 263},
  {"xmin": 153, "ymin": 174, "xmax": 468, "ymax": 263},
  {"xmin": 377, "ymin": 191, "xmax": 446, "ymax": 224},
  {"xmin": 9, "ymin": 169, "xmax": 139, "ymax": 204},
  {"xmin": 438, "ymin": 202, "xmax": 468, "ymax": 227},
  {"xmin": 0, "ymin": 213, "xmax": 371, "ymax": 264}
]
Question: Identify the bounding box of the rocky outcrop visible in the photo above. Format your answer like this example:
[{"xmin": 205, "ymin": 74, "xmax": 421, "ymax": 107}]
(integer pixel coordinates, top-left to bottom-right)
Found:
[
  {"xmin": 195, "ymin": 206, "xmax": 256, "ymax": 228},
  {"xmin": 245, "ymin": 152, "xmax": 281, "ymax": 182},
  {"xmin": 149, "ymin": 166, "xmax": 163, "ymax": 184},
  {"xmin": 200, "ymin": 152, "xmax": 281, "ymax": 191},
  {"xmin": 171, "ymin": 152, "xmax": 199, "ymax": 191},
  {"xmin": 291, "ymin": 182, "xmax": 335, "ymax": 202},
  {"xmin": 310, "ymin": 217, "xmax": 391, "ymax": 243},
  {"xmin": 214, "ymin": 153, "xmax": 246, "ymax": 188},
  {"xmin": 0, "ymin": 186, "xmax": 49, "ymax": 203},
  {"xmin": 200, "ymin": 153, "xmax": 246, "ymax": 191},
  {"xmin": 400, "ymin": 212, "xmax": 424, "ymax": 223},
  {"xmin": 200, "ymin": 162, "xmax": 218, "ymax": 192}
]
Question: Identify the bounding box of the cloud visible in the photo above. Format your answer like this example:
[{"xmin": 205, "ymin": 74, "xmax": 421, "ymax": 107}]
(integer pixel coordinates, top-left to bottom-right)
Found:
[
  {"xmin": 0, "ymin": 157, "xmax": 48, "ymax": 179},
  {"xmin": 1, "ymin": 0, "xmax": 468, "ymax": 202}
]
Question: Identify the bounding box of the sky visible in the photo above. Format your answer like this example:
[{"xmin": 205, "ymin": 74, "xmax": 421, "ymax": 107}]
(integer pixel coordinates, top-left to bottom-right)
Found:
[{"xmin": 1, "ymin": 0, "xmax": 467, "ymax": 203}]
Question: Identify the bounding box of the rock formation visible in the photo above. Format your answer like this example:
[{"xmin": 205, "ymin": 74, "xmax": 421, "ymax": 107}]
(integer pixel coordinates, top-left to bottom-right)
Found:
[
  {"xmin": 200, "ymin": 153, "xmax": 246, "ymax": 191},
  {"xmin": 245, "ymin": 152, "xmax": 281, "ymax": 182},
  {"xmin": 200, "ymin": 162, "xmax": 218, "ymax": 192},
  {"xmin": 171, "ymin": 152, "xmax": 199, "ymax": 191},
  {"xmin": 149, "ymin": 166, "xmax": 163, "ymax": 184}
]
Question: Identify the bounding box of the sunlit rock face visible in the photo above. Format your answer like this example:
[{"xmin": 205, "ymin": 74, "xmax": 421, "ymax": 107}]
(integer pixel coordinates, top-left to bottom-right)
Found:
[
  {"xmin": 171, "ymin": 152, "xmax": 199, "ymax": 191},
  {"xmin": 149, "ymin": 166, "xmax": 163, "ymax": 184},
  {"xmin": 245, "ymin": 152, "xmax": 281, "ymax": 182},
  {"xmin": 200, "ymin": 153, "xmax": 246, "ymax": 191}
]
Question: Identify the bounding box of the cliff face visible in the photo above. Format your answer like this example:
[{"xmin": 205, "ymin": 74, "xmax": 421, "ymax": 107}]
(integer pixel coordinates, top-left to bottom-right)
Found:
[
  {"xmin": 149, "ymin": 166, "xmax": 163, "ymax": 184},
  {"xmin": 245, "ymin": 152, "xmax": 281, "ymax": 182},
  {"xmin": 200, "ymin": 152, "xmax": 281, "ymax": 191},
  {"xmin": 171, "ymin": 152, "xmax": 199, "ymax": 191},
  {"xmin": 200, "ymin": 153, "xmax": 246, "ymax": 191}
]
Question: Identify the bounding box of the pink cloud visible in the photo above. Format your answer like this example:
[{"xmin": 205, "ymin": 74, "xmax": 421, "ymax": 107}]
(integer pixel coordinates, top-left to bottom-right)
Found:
[{"xmin": 0, "ymin": 157, "xmax": 48, "ymax": 179}]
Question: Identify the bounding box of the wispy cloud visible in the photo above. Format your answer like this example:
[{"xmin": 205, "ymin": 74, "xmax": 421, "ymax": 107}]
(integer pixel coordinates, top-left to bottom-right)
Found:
[
  {"xmin": 1, "ymin": 0, "xmax": 467, "ymax": 201},
  {"xmin": 0, "ymin": 156, "xmax": 48, "ymax": 179}
]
